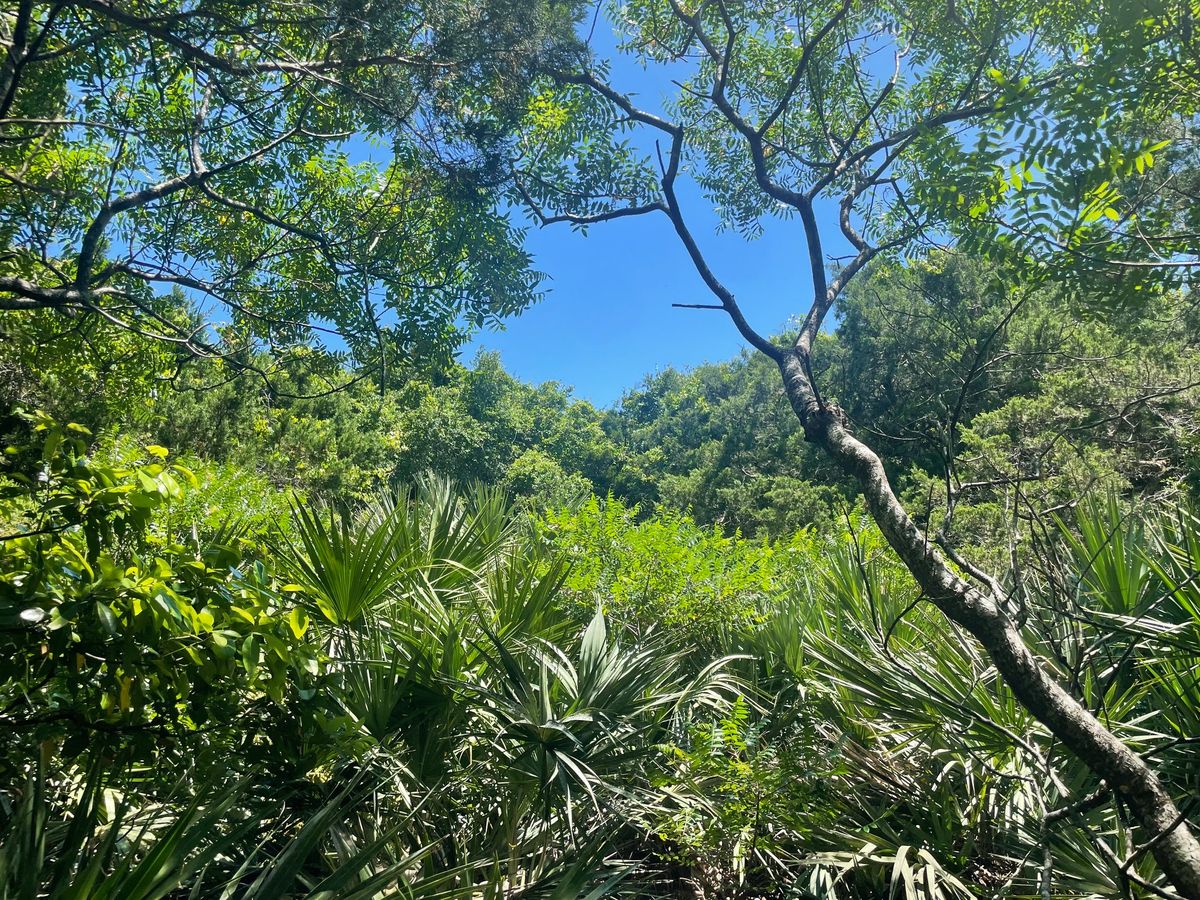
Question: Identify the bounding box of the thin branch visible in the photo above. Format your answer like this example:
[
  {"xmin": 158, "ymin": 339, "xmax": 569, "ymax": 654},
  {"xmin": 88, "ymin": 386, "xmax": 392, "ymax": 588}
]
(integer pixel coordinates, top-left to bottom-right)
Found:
[
  {"xmin": 757, "ymin": 0, "xmax": 853, "ymax": 137},
  {"xmin": 70, "ymin": 0, "xmax": 444, "ymax": 74},
  {"xmin": 75, "ymin": 124, "xmax": 299, "ymax": 293}
]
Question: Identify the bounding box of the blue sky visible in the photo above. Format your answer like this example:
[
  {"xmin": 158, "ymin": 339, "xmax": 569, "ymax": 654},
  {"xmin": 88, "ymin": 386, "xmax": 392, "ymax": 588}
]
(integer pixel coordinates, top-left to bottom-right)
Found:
[
  {"xmin": 466, "ymin": 20, "xmax": 855, "ymax": 409},
  {"xmin": 467, "ymin": 193, "xmax": 839, "ymax": 408}
]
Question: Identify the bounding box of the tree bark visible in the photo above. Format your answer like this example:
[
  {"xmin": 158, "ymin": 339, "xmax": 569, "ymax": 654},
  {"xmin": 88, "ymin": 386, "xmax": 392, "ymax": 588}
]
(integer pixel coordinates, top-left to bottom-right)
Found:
[
  {"xmin": 777, "ymin": 349, "xmax": 1200, "ymax": 899},
  {"xmin": 535, "ymin": 50, "xmax": 1200, "ymax": 897}
]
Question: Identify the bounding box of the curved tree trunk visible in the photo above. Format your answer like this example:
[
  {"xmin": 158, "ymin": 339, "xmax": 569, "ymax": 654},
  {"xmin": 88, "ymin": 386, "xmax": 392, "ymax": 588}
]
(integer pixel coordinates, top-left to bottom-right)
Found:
[
  {"xmin": 529, "ymin": 54, "xmax": 1200, "ymax": 898},
  {"xmin": 778, "ymin": 349, "xmax": 1200, "ymax": 899}
]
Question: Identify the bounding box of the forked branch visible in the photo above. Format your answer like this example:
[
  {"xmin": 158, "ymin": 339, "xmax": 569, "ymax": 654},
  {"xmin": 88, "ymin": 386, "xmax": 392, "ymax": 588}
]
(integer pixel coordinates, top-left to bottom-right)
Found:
[{"xmin": 527, "ymin": 13, "xmax": 1200, "ymax": 889}]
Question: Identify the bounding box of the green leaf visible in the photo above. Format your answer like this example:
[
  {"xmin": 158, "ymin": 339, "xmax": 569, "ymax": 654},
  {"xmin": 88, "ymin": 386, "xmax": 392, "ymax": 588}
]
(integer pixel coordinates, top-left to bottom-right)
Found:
[
  {"xmin": 287, "ymin": 607, "xmax": 309, "ymax": 639},
  {"xmin": 95, "ymin": 601, "xmax": 119, "ymax": 635}
]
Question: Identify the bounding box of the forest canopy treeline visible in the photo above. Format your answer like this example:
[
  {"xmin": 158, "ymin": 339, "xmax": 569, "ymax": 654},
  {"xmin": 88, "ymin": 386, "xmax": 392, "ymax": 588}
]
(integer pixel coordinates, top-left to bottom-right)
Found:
[{"xmin": 7, "ymin": 252, "xmax": 1196, "ymax": 547}]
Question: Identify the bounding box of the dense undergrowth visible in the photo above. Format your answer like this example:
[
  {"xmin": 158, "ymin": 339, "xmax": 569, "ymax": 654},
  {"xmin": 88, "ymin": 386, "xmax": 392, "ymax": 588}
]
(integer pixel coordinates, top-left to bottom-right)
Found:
[{"xmin": 2, "ymin": 405, "xmax": 1199, "ymax": 898}]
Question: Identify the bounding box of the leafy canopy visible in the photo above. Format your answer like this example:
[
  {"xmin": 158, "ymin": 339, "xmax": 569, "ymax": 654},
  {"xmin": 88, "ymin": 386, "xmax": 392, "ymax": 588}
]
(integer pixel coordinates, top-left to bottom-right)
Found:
[{"xmin": 0, "ymin": 0, "xmax": 585, "ymax": 382}]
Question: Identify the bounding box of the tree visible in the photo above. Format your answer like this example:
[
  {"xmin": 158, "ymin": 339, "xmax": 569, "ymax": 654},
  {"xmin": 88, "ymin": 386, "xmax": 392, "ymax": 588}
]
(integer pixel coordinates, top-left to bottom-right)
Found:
[
  {"xmin": 515, "ymin": 0, "xmax": 1200, "ymax": 893},
  {"xmin": 606, "ymin": 348, "xmax": 849, "ymax": 534},
  {"xmin": 0, "ymin": 0, "xmax": 583, "ymax": 388},
  {"xmin": 939, "ymin": 2, "xmax": 1200, "ymax": 297}
]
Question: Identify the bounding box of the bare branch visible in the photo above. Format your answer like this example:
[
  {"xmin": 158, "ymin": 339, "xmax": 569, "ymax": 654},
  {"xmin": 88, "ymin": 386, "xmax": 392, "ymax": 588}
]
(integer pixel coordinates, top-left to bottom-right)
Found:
[
  {"xmin": 757, "ymin": 0, "xmax": 853, "ymax": 137},
  {"xmin": 514, "ymin": 177, "xmax": 665, "ymax": 225},
  {"xmin": 70, "ymin": 0, "xmax": 443, "ymax": 75},
  {"xmin": 548, "ymin": 69, "xmax": 681, "ymax": 136},
  {"xmin": 75, "ymin": 124, "xmax": 299, "ymax": 293}
]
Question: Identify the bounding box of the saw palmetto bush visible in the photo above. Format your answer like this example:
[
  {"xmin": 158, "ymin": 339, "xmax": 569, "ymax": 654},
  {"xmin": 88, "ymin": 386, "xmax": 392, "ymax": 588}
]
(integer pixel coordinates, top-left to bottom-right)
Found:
[
  {"xmin": 5, "ymin": 417, "xmax": 1199, "ymax": 899},
  {"xmin": 0, "ymin": 423, "xmax": 738, "ymax": 898},
  {"xmin": 277, "ymin": 475, "xmax": 741, "ymax": 895},
  {"xmin": 645, "ymin": 502, "xmax": 1200, "ymax": 899}
]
